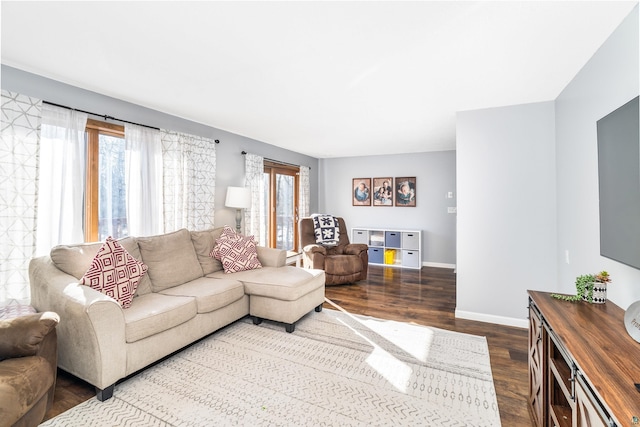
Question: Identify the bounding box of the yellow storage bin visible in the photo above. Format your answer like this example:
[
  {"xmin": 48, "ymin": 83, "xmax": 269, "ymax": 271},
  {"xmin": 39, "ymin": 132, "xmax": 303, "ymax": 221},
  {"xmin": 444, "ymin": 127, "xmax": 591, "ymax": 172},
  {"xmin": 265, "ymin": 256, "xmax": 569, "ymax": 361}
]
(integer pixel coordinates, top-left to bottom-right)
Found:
[{"xmin": 384, "ymin": 249, "xmax": 396, "ymax": 265}]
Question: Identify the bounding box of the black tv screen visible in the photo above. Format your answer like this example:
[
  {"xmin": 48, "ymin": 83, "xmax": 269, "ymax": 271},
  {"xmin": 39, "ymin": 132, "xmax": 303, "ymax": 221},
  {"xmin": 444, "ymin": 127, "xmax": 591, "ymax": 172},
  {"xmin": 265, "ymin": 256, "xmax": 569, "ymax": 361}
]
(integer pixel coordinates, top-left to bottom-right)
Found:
[{"xmin": 597, "ymin": 95, "xmax": 640, "ymax": 270}]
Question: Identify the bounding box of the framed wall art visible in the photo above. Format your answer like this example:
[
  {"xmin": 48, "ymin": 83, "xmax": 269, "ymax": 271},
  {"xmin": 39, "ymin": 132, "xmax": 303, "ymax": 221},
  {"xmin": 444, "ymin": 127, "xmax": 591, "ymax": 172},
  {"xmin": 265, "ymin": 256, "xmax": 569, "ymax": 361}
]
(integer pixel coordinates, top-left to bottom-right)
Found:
[
  {"xmin": 373, "ymin": 177, "xmax": 393, "ymax": 206},
  {"xmin": 352, "ymin": 178, "xmax": 371, "ymax": 206},
  {"xmin": 395, "ymin": 177, "xmax": 416, "ymax": 207}
]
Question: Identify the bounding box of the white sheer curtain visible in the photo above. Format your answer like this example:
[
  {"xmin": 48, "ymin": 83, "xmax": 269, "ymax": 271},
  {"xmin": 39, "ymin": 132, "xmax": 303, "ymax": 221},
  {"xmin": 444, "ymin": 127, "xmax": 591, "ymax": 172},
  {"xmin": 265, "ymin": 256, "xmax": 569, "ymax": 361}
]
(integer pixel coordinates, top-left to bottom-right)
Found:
[
  {"xmin": 0, "ymin": 91, "xmax": 42, "ymax": 305},
  {"xmin": 299, "ymin": 165, "xmax": 310, "ymax": 219},
  {"xmin": 244, "ymin": 153, "xmax": 266, "ymax": 245},
  {"xmin": 125, "ymin": 124, "xmax": 163, "ymax": 236},
  {"xmin": 36, "ymin": 103, "xmax": 87, "ymax": 255},
  {"xmin": 161, "ymin": 130, "xmax": 216, "ymax": 231}
]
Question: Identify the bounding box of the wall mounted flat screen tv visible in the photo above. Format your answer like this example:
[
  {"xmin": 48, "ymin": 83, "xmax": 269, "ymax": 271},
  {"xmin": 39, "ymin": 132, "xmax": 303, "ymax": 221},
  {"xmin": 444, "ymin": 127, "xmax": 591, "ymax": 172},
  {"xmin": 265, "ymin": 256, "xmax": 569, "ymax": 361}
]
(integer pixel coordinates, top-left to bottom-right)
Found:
[{"xmin": 597, "ymin": 95, "xmax": 640, "ymax": 270}]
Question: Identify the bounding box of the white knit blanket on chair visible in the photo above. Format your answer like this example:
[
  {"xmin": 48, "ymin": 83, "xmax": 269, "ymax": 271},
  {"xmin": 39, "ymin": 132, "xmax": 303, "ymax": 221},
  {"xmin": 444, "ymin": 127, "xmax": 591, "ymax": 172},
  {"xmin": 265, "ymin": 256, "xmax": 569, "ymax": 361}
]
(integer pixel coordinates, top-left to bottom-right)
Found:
[{"xmin": 311, "ymin": 214, "xmax": 340, "ymax": 246}]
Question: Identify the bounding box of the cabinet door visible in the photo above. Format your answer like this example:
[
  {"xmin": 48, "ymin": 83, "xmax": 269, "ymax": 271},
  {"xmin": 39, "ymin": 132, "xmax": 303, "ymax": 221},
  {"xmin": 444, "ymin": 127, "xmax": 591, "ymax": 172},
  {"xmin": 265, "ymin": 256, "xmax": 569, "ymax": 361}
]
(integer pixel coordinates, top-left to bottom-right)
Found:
[
  {"xmin": 528, "ymin": 303, "xmax": 546, "ymax": 427},
  {"xmin": 576, "ymin": 378, "xmax": 608, "ymax": 427}
]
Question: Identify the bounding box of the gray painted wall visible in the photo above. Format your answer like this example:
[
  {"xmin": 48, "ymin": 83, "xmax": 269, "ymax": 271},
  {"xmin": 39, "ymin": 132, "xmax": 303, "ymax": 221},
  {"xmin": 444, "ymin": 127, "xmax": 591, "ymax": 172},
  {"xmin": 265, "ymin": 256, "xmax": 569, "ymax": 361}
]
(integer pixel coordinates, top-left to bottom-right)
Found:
[
  {"xmin": 555, "ymin": 6, "xmax": 640, "ymax": 310},
  {"xmin": 319, "ymin": 151, "xmax": 457, "ymax": 266},
  {"xmin": 456, "ymin": 102, "xmax": 557, "ymax": 327},
  {"xmin": 1, "ymin": 65, "xmax": 320, "ymax": 230},
  {"xmin": 455, "ymin": 5, "xmax": 639, "ymax": 326}
]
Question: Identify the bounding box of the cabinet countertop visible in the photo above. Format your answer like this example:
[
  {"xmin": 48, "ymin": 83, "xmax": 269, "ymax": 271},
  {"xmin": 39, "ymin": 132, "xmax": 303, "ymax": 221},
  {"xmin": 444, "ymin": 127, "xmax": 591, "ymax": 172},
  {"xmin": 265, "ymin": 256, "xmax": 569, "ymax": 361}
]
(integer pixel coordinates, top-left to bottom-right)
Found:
[{"xmin": 528, "ymin": 290, "xmax": 640, "ymax": 426}]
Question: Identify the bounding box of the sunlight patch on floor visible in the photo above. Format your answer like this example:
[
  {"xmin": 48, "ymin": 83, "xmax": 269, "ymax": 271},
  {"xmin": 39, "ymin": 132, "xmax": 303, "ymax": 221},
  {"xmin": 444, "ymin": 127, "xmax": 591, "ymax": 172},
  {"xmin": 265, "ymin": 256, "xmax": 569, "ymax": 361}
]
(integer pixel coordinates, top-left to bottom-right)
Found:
[
  {"xmin": 365, "ymin": 345, "xmax": 413, "ymax": 392},
  {"xmin": 326, "ymin": 297, "xmax": 435, "ymax": 393},
  {"xmin": 359, "ymin": 317, "xmax": 434, "ymax": 363}
]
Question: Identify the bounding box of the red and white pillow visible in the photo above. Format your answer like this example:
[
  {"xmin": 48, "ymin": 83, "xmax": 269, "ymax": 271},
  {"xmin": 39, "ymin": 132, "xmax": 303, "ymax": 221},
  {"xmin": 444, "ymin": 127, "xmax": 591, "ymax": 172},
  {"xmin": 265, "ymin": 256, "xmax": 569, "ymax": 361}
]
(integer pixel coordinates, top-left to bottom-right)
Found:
[
  {"xmin": 80, "ymin": 237, "xmax": 148, "ymax": 308},
  {"xmin": 210, "ymin": 226, "xmax": 262, "ymax": 273}
]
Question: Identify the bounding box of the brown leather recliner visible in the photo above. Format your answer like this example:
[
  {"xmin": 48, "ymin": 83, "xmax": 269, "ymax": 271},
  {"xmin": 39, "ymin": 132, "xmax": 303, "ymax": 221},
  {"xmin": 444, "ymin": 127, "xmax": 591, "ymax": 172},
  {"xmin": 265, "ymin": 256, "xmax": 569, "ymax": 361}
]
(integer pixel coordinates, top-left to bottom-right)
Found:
[
  {"xmin": 299, "ymin": 216, "xmax": 368, "ymax": 285},
  {"xmin": 0, "ymin": 311, "xmax": 59, "ymax": 427}
]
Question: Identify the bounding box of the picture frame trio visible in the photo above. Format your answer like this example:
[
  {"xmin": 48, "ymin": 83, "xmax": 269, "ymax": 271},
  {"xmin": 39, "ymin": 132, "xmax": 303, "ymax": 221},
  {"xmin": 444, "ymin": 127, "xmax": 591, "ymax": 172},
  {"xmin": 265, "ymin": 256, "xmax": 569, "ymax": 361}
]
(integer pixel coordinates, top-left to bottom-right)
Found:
[{"xmin": 352, "ymin": 177, "xmax": 416, "ymax": 207}]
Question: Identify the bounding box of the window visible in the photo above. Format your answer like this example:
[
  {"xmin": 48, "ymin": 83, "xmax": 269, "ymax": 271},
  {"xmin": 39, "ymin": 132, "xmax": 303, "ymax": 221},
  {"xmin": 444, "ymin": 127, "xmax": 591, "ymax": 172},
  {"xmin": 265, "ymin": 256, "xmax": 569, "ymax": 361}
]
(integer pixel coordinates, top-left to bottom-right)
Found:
[
  {"xmin": 84, "ymin": 119, "xmax": 127, "ymax": 242},
  {"xmin": 263, "ymin": 161, "xmax": 299, "ymax": 251}
]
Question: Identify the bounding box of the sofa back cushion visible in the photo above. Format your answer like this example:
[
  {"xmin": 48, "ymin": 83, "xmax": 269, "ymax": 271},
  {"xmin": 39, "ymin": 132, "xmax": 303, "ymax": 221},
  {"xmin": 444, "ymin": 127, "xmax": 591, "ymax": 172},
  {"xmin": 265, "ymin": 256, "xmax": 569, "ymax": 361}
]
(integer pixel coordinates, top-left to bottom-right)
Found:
[
  {"xmin": 137, "ymin": 229, "xmax": 203, "ymax": 292},
  {"xmin": 190, "ymin": 228, "xmax": 224, "ymax": 275},
  {"xmin": 50, "ymin": 237, "xmax": 153, "ymax": 296}
]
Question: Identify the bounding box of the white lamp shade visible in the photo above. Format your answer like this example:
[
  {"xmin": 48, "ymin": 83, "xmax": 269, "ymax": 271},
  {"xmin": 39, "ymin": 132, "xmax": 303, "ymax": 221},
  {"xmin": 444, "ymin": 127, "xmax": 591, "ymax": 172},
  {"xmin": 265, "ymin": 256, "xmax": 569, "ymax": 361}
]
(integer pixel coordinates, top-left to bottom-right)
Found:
[{"xmin": 225, "ymin": 187, "xmax": 251, "ymax": 209}]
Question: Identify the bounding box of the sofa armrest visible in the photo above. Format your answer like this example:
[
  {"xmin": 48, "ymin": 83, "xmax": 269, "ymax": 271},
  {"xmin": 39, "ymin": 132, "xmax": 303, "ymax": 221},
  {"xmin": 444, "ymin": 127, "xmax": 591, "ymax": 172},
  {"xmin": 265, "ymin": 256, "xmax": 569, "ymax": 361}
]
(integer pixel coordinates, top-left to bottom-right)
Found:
[
  {"xmin": 301, "ymin": 244, "xmax": 327, "ymax": 270},
  {"xmin": 302, "ymin": 244, "xmax": 327, "ymax": 256},
  {"xmin": 29, "ymin": 256, "xmax": 127, "ymax": 390},
  {"xmin": 344, "ymin": 243, "xmax": 368, "ymax": 256},
  {"xmin": 0, "ymin": 312, "xmax": 59, "ymax": 360},
  {"xmin": 256, "ymin": 246, "xmax": 286, "ymax": 267}
]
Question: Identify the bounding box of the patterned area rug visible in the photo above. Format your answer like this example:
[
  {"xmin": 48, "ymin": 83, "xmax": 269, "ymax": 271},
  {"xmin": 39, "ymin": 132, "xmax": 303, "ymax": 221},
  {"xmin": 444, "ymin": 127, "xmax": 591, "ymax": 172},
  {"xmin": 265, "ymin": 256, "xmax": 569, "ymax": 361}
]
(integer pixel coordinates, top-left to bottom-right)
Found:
[{"xmin": 42, "ymin": 309, "xmax": 500, "ymax": 426}]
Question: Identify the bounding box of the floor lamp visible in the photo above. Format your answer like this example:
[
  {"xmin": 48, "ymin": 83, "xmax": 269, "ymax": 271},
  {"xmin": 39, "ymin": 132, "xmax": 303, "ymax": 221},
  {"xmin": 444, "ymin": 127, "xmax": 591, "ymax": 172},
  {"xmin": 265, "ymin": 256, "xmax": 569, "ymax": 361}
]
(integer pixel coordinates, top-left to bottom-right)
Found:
[{"xmin": 225, "ymin": 187, "xmax": 251, "ymax": 233}]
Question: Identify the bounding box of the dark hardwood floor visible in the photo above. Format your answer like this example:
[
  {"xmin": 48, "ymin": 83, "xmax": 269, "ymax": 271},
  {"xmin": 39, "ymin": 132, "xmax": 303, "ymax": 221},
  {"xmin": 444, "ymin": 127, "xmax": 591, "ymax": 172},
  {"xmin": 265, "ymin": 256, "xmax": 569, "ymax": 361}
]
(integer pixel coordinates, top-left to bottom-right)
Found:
[{"xmin": 45, "ymin": 265, "xmax": 533, "ymax": 426}]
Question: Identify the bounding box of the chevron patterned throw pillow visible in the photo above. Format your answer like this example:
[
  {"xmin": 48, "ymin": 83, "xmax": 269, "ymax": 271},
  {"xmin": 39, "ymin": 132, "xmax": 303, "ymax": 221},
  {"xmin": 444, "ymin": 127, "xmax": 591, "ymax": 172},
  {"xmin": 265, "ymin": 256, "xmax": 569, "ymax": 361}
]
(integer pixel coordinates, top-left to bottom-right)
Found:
[{"xmin": 80, "ymin": 237, "xmax": 148, "ymax": 308}]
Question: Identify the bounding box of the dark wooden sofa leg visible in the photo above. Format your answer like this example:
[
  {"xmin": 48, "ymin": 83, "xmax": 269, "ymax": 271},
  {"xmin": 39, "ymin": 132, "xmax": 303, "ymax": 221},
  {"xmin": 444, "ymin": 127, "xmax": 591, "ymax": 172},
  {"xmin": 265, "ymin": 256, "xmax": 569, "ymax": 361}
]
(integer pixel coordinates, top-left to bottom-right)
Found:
[
  {"xmin": 252, "ymin": 317, "xmax": 263, "ymax": 325},
  {"xmin": 96, "ymin": 384, "xmax": 114, "ymax": 401},
  {"xmin": 315, "ymin": 304, "xmax": 323, "ymax": 312},
  {"xmin": 285, "ymin": 323, "xmax": 295, "ymax": 333}
]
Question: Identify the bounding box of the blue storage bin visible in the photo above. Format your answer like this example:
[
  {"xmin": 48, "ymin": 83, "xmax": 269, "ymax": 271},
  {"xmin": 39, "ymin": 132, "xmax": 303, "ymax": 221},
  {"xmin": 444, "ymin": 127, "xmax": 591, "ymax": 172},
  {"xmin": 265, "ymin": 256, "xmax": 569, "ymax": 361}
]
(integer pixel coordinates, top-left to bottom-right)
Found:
[
  {"xmin": 368, "ymin": 247, "xmax": 384, "ymax": 264},
  {"xmin": 385, "ymin": 231, "xmax": 401, "ymax": 248}
]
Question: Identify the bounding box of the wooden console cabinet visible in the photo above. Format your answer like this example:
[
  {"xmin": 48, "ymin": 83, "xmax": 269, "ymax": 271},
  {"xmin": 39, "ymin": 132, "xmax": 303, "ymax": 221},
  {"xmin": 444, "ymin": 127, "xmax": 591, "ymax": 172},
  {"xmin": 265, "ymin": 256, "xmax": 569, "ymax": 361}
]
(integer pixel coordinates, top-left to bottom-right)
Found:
[{"xmin": 528, "ymin": 291, "xmax": 640, "ymax": 427}]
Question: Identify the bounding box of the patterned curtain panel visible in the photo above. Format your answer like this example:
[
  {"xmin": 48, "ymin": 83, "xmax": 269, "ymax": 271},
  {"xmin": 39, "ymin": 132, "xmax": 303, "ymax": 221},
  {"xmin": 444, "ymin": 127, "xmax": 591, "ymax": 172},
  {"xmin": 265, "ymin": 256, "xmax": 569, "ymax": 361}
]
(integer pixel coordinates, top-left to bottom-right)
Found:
[
  {"xmin": 125, "ymin": 124, "xmax": 163, "ymax": 237},
  {"xmin": 37, "ymin": 103, "xmax": 88, "ymax": 255},
  {"xmin": 0, "ymin": 90, "xmax": 42, "ymax": 305},
  {"xmin": 244, "ymin": 153, "xmax": 266, "ymax": 245},
  {"xmin": 299, "ymin": 165, "xmax": 310, "ymax": 220},
  {"xmin": 161, "ymin": 130, "xmax": 216, "ymax": 231}
]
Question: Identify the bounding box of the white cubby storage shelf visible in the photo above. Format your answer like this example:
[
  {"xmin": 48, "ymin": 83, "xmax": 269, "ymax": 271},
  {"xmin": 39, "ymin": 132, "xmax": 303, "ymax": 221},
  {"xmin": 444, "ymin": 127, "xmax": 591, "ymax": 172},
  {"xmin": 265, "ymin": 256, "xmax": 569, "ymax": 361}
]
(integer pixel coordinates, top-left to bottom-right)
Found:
[{"xmin": 351, "ymin": 227, "xmax": 421, "ymax": 269}]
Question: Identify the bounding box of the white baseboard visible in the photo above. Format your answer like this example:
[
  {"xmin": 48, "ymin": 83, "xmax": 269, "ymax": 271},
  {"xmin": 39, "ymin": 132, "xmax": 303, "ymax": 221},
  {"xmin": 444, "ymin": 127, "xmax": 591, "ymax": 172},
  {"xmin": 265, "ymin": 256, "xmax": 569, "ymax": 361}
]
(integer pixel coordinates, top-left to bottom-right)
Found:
[
  {"xmin": 455, "ymin": 309, "xmax": 528, "ymax": 329},
  {"xmin": 422, "ymin": 261, "xmax": 456, "ymax": 269}
]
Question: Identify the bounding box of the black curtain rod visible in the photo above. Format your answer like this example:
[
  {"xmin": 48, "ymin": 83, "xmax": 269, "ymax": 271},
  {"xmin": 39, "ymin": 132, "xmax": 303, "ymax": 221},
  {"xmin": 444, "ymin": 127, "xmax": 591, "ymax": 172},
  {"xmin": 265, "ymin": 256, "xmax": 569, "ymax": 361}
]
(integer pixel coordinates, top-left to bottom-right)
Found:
[
  {"xmin": 241, "ymin": 151, "xmax": 308, "ymax": 169},
  {"xmin": 43, "ymin": 100, "xmax": 161, "ymax": 131}
]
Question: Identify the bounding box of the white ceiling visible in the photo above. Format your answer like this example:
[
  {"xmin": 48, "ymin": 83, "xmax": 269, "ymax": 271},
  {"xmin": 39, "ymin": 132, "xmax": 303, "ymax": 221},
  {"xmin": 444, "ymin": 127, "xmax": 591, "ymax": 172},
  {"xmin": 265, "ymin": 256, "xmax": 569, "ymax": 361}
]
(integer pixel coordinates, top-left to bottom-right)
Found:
[{"xmin": 1, "ymin": 1, "xmax": 637, "ymax": 158}]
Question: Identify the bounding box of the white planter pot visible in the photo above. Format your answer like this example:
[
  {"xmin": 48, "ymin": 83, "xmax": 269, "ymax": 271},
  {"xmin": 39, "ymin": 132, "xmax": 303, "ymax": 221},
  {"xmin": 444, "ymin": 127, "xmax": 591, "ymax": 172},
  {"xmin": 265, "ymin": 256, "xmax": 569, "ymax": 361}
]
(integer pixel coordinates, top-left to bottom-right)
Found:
[{"xmin": 582, "ymin": 282, "xmax": 607, "ymax": 304}]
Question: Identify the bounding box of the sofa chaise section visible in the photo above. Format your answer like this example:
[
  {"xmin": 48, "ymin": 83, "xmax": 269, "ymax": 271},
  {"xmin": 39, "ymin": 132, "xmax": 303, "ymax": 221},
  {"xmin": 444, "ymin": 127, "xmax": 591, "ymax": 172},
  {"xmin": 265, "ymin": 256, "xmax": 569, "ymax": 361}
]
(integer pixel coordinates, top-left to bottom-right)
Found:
[{"xmin": 209, "ymin": 266, "xmax": 325, "ymax": 332}]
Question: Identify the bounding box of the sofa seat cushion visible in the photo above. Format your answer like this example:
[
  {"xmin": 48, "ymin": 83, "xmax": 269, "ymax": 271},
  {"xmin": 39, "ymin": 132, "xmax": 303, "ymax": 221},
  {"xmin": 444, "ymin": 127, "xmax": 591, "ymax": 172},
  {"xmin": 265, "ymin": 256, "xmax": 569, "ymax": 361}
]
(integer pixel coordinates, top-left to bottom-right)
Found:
[
  {"xmin": 137, "ymin": 229, "xmax": 204, "ymax": 292},
  {"xmin": 325, "ymin": 254, "xmax": 363, "ymax": 276},
  {"xmin": 159, "ymin": 277, "xmax": 245, "ymax": 314},
  {"xmin": 123, "ymin": 293, "xmax": 197, "ymax": 343},
  {"xmin": 209, "ymin": 267, "xmax": 325, "ymax": 301}
]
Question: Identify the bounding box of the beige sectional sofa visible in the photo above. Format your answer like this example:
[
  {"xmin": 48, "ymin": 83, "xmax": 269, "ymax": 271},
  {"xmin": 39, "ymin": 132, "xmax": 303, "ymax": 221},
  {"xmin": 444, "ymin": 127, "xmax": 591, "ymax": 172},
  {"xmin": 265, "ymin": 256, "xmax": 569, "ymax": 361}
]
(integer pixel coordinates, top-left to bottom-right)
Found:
[{"xmin": 28, "ymin": 227, "xmax": 325, "ymax": 401}]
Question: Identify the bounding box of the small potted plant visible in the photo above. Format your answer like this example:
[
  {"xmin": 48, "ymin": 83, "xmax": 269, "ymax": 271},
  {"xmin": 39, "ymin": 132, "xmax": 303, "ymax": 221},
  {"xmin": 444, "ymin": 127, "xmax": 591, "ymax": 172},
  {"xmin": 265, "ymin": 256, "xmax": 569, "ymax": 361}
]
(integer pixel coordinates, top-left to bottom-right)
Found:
[
  {"xmin": 551, "ymin": 271, "xmax": 611, "ymax": 303},
  {"xmin": 588, "ymin": 271, "xmax": 611, "ymax": 303}
]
